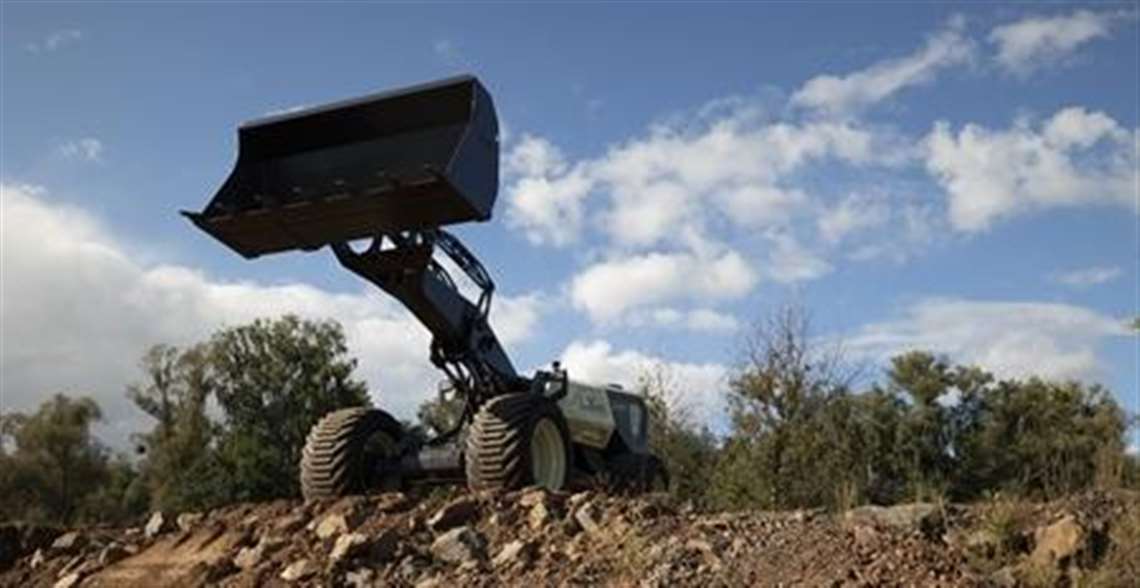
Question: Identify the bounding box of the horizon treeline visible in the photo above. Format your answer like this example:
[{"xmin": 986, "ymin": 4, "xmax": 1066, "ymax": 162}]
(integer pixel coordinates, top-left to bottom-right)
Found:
[{"xmin": 1, "ymin": 311, "xmax": 1136, "ymax": 526}]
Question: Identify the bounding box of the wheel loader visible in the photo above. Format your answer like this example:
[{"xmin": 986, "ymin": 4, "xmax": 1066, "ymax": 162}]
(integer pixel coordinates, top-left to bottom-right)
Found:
[{"xmin": 185, "ymin": 75, "xmax": 668, "ymax": 498}]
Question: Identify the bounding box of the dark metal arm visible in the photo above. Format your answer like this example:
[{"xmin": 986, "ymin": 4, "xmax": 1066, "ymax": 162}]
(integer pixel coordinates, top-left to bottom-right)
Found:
[{"xmin": 331, "ymin": 229, "xmax": 523, "ymax": 409}]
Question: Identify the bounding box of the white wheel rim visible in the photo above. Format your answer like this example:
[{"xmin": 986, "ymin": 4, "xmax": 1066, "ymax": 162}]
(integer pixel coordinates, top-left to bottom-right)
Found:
[{"xmin": 530, "ymin": 418, "xmax": 566, "ymax": 490}]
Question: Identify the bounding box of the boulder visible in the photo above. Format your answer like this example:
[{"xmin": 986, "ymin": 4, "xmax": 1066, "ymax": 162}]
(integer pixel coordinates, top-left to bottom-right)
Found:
[
  {"xmin": 50, "ymin": 532, "xmax": 86, "ymax": 554},
  {"xmin": 370, "ymin": 527, "xmax": 400, "ymax": 562},
  {"xmin": 529, "ymin": 501, "xmax": 553, "ymax": 530},
  {"xmin": 330, "ymin": 532, "xmax": 370, "ymax": 563},
  {"xmin": 493, "ymin": 539, "xmax": 535, "ymax": 570},
  {"xmin": 574, "ymin": 503, "xmax": 603, "ymax": 536},
  {"xmin": 30, "ymin": 548, "xmax": 46, "ymax": 569},
  {"xmin": 97, "ymin": 543, "xmax": 130, "ymax": 566},
  {"xmin": 518, "ymin": 488, "xmax": 550, "ymax": 508},
  {"xmin": 1030, "ymin": 514, "xmax": 1086, "ymax": 568},
  {"xmin": 430, "ymin": 526, "xmax": 486, "ymax": 564},
  {"xmin": 344, "ymin": 567, "xmax": 376, "ymax": 588},
  {"xmin": 844, "ymin": 503, "xmax": 941, "ymax": 535},
  {"xmin": 280, "ymin": 558, "xmax": 316, "ymax": 582},
  {"xmin": 374, "ymin": 492, "xmax": 412, "ymax": 513},
  {"xmin": 315, "ymin": 513, "xmax": 352, "ymax": 540},
  {"xmin": 428, "ymin": 497, "xmax": 480, "ymax": 532},
  {"xmin": 233, "ymin": 545, "xmax": 263, "ymax": 570},
  {"xmin": 272, "ymin": 511, "xmax": 309, "ymax": 535},
  {"xmin": 144, "ymin": 512, "xmax": 171, "ymax": 540},
  {"xmin": 54, "ymin": 572, "xmax": 82, "ymax": 588},
  {"xmin": 176, "ymin": 512, "xmax": 204, "ymax": 532}
]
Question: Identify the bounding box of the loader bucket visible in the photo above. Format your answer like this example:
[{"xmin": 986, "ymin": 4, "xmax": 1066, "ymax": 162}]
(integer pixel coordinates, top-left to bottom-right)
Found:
[{"xmin": 183, "ymin": 75, "xmax": 499, "ymax": 258}]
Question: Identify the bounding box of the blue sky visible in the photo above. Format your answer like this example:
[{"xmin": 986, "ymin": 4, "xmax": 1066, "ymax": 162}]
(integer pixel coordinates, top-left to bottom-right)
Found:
[{"xmin": 1, "ymin": 3, "xmax": 1137, "ymax": 449}]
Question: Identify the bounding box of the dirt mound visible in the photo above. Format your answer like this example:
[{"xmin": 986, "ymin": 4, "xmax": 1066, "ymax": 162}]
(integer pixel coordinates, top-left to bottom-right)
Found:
[{"xmin": 2, "ymin": 489, "xmax": 1136, "ymax": 587}]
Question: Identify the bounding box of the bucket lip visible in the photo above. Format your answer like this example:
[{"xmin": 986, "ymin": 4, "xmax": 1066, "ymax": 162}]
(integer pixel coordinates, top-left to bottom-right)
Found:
[{"xmin": 240, "ymin": 73, "xmax": 483, "ymax": 131}]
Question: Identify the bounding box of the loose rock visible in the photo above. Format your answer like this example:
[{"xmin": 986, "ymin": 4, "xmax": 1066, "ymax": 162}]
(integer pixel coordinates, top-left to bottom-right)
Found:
[
  {"xmin": 280, "ymin": 558, "xmax": 316, "ymax": 582},
  {"xmin": 176, "ymin": 512, "xmax": 204, "ymax": 532},
  {"xmin": 493, "ymin": 539, "xmax": 535, "ymax": 570},
  {"xmin": 330, "ymin": 532, "xmax": 369, "ymax": 563},
  {"xmin": 50, "ymin": 532, "xmax": 85, "ymax": 554},
  {"xmin": 428, "ymin": 497, "xmax": 480, "ymax": 532},
  {"xmin": 430, "ymin": 526, "xmax": 486, "ymax": 564},
  {"xmin": 1030, "ymin": 514, "xmax": 1086, "ymax": 567},
  {"xmin": 144, "ymin": 512, "xmax": 170, "ymax": 540}
]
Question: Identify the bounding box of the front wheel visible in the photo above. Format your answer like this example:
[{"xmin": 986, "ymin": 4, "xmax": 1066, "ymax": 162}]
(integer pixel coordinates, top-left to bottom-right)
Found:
[
  {"xmin": 465, "ymin": 394, "xmax": 572, "ymax": 491},
  {"xmin": 300, "ymin": 407, "xmax": 403, "ymax": 500}
]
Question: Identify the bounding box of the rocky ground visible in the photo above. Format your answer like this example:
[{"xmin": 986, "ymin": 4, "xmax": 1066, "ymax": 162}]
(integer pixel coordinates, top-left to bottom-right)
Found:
[{"xmin": 1, "ymin": 488, "xmax": 1137, "ymax": 587}]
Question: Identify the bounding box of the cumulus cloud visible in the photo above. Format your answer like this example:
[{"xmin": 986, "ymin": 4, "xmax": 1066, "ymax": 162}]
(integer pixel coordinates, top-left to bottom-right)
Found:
[
  {"xmin": 503, "ymin": 135, "xmax": 593, "ymax": 246},
  {"xmin": 624, "ymin": 308, "xmax": 740, "ymax": 333},
  {"xmin": 817, "ymin": 192, "xmax": 891, "ymax": 244},
  {"xmin": 569, "ymin": 248, "xmax": 757, "ymax": 323},
  {"xmin": 846, "ymin": 298, "xmax": 1130, "ymax": 382},
  {"xmin": 58, "ymin": 138, "xmax": 104, "ymax": 162},
  {"xmin": 26, "ymin": 29, "xmax": 82, "ymax": 53},
  {"xmin": 504, "ymin": 100, "xmax": 905, "ymax": 250},
  {"xmin": 925, "ymin": 106, "xmax": 1137, "ymax": 232},
  {"xmin": 1049, "ymin": 265, "xmax": 1123, "ymax": 288},
  {"xmin": 791, "ymin": 18, "xmax": 975, "ymax": 117},
  {"xmin": 560, "ymin": 340, "xmax": 729, "ymax": 425},
  {"xmin": 761, "ymin": 230, "xmax": 833, "ymax": 283},
  {"xmin": 989, "ymin": 9, "xmax": 1131, "ymax": 75},
  {"xmin": 0, "ymin": 184, "xmax": 541, "ymax": 449}
]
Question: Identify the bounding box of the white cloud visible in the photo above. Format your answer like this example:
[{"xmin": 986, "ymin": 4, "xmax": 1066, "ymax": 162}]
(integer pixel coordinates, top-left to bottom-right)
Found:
[
  {"xmin": 569, "ymin": 248, "xmax": 757, "ymax": 323},
  {"xmin": 560, "ymin": 340, "xmax": 729, "ymax": 425},
  {"xmin": 817, "ymin": 192, "xmax": 891, "ymax": 244},
  {"xmin": 1049, "ymin": 265, "xmax": 1123, "ymax": 288},
  {"xmin": 433, "ymin": 39, "xmax": 462, "ymax": 65},
  {"xmin": 0, "ymin": 184, "xmax": 541, "ymax": 449},
  {"xmin": 58, "ymin": 138, "xmax": 104, "ymax": 162},
  {"xmin": 791, "ymin": 18, "xmax": 975, "ymax": 117},
  {"xmin": 925, "ymin": 106, "xmax": 1137, "ymax": 232},
  {"xmin": 989, "ymin": 9, "xmax": 1130, "ymax": 75},
  {"xmin": 761, "ymin": 230, "xmax": 833, "ymax": 283},
  {"xmin": 846, "ymin": 298, "xmax": 1130, "ymax": 382},
  {"xmin": 26, "ymin": 29, "xmax": 82, "ymax": 53},
  {"xmin": 504, "ymin": 99, "xmax": 905, "ymax": 249},
  {"xmin": 503, "ymin": 135, "xmax": 593, "ymax": 246},
  {"xmin": 625, "ymin": 307, "xmax": 740, "ymax": 333}
]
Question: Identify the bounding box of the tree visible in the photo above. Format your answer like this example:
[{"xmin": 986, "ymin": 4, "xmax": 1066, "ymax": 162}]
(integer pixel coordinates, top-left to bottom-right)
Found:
[
  {"xmin": 961, "ymin": 378, "xmax": 1130, "ymax": 499},
  {"xmin": 711, "ymin": 306, "xmax": 858, "ymax": 510},
  {"xmin": 208, "ymin": 315, "xmax": 370, "ymax": 501},
  {"xmin": 127, "ymin": 315, "xmax": 371, "ymax": 508},
  {"xmin": 129, "ymin": 343, "xmax": 225, "ymax": 511},
  {"xmin": 636, "ymin": 367, "xmax": 719, "ymax": 506},
  {"xmin": 0, "ymin": 395, "xmax": 112, "ymax": 524}
]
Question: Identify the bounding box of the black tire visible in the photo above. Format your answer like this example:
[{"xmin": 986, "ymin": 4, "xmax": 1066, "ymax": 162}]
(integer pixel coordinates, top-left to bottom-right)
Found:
[
  {"xmin": 300, "ymin": 407, "xmax": 403, "ymax": 500},
  {"xmin": 605, "ymin": 453, "xmax": 669, "ymax": 494},
  {"xmin": 465, "ymin": 393, "xmax": 572, "ymax": 491}
]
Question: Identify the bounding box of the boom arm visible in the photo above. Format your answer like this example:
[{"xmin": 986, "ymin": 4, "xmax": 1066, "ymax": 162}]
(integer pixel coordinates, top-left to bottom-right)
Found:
[{"xmin": 332, "ymin": 229, "xmax": 524, "ymax": 408}]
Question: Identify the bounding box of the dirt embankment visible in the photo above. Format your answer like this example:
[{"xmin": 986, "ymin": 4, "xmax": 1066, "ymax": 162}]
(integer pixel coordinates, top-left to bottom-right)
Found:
[{"xmin": 2, "ymin": 489, "xmax": 1137, "ymax": 587}]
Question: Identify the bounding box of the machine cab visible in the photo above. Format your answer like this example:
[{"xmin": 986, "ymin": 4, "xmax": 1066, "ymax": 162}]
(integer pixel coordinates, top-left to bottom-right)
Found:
[{"xmin": 605, "ymin": 387, "xmax": 650, "ymax": 454}]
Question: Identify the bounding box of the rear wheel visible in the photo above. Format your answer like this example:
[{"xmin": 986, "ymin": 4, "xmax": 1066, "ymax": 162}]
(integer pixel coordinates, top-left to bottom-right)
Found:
[
  {"xmin": 465, "ymin": 394, "xmax": 571, "ymax": 491},
  {"xmin": 300, "ymin": 407, "xmax": 403, "ymax": 500}
]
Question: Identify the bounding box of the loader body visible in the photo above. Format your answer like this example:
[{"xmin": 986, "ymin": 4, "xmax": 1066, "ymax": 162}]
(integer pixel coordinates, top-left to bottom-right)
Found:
[{"xmin": 188, "ymin": 75, "xmax": 668, "ymax": 496}]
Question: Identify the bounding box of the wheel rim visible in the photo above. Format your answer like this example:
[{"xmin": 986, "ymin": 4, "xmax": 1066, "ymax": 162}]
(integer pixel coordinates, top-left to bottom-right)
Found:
[{"xmin": 529, "ymin": 418, "xmax": 566, "ymax": 489}]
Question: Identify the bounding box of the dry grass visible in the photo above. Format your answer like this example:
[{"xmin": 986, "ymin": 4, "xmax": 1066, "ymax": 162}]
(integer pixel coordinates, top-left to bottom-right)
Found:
[{"xmin": 1081, "ymin": 504, "xmax": 1140, "ymax": 588}]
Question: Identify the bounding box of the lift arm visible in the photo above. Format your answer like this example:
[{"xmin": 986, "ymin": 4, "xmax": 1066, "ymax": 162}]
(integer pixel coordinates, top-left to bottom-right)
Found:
[{"xmin": 331, "ymin": 229, "xmax": 524, "ymax": 407}]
